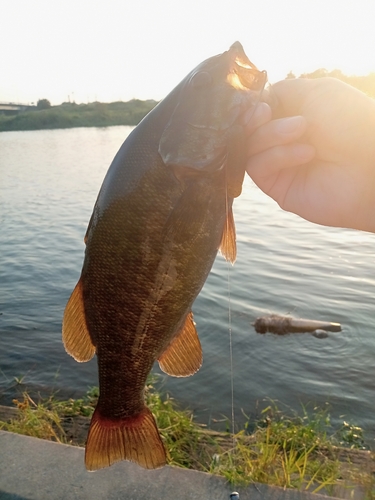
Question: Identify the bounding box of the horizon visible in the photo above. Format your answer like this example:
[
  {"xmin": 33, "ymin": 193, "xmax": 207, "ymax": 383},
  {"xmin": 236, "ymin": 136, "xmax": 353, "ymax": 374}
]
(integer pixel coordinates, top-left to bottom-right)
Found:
[
  {"xmin": 2, "ymin": 0, "xmax": 375, "ymax": 106},
  {"xmin": 3, "ymin": 67, "xmax": 375, "ymax": 108}
]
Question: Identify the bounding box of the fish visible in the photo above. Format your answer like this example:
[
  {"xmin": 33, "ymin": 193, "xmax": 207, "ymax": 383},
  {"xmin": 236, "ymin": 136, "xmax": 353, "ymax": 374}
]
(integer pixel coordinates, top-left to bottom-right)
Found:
[{"xmin": 62, "ymin": 42, "xmax": 266, "ymax": 471}]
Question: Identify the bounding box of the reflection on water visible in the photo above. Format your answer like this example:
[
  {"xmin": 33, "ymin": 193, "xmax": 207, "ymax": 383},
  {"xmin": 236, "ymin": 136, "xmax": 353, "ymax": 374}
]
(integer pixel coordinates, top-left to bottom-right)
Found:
[{"xmin": 0, "ymin": 127, "xmax": 374, "ymax": 446}]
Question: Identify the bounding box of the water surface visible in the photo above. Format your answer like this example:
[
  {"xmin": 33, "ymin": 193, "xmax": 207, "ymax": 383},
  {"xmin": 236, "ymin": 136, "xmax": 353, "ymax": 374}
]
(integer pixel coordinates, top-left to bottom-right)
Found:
[{"xmin": 1, "ymin": 127, "xmax": 374, "ymax": 445}]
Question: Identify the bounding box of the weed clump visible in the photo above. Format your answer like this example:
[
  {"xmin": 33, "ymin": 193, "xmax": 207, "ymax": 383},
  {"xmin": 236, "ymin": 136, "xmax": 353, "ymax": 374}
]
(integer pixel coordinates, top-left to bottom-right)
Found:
[{"xmin": 208, "ymin": 404, "xmax": 341, "ymax": 493}]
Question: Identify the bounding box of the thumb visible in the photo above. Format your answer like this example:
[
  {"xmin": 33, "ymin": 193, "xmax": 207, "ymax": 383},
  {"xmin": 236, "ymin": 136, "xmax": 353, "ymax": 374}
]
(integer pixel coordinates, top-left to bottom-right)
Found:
[{"xmin": 267, "ymin": 78, "xmax": 316, "ymax": 118}]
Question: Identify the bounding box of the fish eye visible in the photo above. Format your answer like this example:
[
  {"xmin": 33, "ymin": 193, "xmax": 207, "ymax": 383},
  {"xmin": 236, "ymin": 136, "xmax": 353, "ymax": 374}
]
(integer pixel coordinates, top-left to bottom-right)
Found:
[{"xmin": 190, "ymin": 71, "xmax": 212, "ymax": 88}]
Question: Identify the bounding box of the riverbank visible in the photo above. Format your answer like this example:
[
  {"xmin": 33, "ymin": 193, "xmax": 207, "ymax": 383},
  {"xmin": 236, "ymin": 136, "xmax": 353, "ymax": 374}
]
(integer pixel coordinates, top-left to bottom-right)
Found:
[
  {"xmin": 0, "ymin": 382, "xmax": 374, "ymax": 497},
  {"xmin": 0, "ymin": 99, "xmax": 157, "ymax": 132}
]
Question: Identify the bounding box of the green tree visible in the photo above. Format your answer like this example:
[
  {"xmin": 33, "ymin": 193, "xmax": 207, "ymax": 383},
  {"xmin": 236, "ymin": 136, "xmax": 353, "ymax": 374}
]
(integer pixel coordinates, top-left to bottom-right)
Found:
[{"xmin": 37, "ymin": 99, "xmax": 51, "ymax": 110}]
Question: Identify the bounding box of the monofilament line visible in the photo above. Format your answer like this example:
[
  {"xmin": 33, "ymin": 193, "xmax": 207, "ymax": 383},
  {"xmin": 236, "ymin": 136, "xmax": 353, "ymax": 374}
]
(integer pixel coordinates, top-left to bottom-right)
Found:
[
  {"xmin": 224, "ymin": 188, "xmax": 236, "ymax": 449},
  {"xmin": 225, "ymin": 84, "xmax": 266, "ymax": 500},
  {"xmin": 227, "ymin": 257, "xmax": 235, "ymax": 442},
  {"xmin": 225, "ymin": 93, "xmax": 266, "ymax": 444}
]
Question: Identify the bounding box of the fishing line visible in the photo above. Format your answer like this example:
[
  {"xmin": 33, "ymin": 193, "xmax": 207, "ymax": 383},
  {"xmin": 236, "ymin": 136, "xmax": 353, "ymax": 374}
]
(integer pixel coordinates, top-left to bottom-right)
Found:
[
  {"xmin": 225, "ymin": 82, "xmax": 267, "ymax": 499},
  {"xmin": 225, "ymin": 80, "xmax": 267, "ymax": 446},
  {"xmin": 224, "ymin": 193, "xmax": 242, "ymax": 500},
  {"xmin": 224, "ymin": 182, "xmax": 237, "ymax": 481},
  {"xmin": 225, "ymin": 190, "xmax": 236, "ymax": 442}
]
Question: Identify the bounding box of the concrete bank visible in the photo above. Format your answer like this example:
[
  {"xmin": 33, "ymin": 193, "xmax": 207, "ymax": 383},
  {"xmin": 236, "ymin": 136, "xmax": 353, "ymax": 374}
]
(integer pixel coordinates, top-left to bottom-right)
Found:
[{"xmin": 0, "ymin": 430, "xmax": 341, "ymax": 500}]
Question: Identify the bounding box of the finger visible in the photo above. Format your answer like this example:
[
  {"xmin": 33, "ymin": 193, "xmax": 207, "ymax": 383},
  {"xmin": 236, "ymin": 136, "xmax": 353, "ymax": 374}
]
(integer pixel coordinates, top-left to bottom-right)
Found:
[
  {"xmin": 269, "ymin": 79, "xmax": 316, "ymax": 117},
  {"xmin": 246, "ymin": 143, "xmax": 315, "ymax": 184},
  {"xmin": 247, "ymin": 116, "xmax": 308, "ymax": 156},
  {"xmin": 242, "ymin": 102, "xmax": 271, "ymax": 134}
]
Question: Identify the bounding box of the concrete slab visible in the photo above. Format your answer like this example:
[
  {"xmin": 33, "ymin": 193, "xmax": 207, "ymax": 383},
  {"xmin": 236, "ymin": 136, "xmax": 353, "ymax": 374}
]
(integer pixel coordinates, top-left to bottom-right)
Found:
[{"xmin": 0, "ymin": 431, "xmax": 340, "ymax": 500}]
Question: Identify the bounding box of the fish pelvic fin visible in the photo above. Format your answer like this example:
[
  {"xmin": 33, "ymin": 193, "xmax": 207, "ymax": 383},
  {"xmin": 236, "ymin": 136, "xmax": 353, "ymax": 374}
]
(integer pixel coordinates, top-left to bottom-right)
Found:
[
  {"xmin": 219, "ymin": 205, "xmax": 237, "ymax": 264},
  {"xmin": 62, "ymin": 278, "xmax": 95, "ymax": 362},
  {"xmin": 158, "ymin": 311, "xmax": 202, "ymax": 377},
  {"xmin": 85, "ymin": 406, "xmax": 166, "ymax": 470}
]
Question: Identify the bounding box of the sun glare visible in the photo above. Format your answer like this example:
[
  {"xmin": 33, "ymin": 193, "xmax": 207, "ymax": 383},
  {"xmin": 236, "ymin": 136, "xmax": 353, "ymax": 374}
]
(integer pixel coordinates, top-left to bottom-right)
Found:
[
  {"xmin": 227, "ymin": 73, "xmax": 248, "ymax": 91},
  {"xmin": 2, "ymin": 0, "xmax": 375, "ymax": 104}
]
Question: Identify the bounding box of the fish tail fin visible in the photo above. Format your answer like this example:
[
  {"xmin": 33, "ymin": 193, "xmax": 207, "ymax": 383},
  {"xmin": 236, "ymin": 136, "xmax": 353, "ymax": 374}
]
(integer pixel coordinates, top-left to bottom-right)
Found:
[{"xmin": 85, "ymin": 405, "xmax": 166, "ymax": 470}]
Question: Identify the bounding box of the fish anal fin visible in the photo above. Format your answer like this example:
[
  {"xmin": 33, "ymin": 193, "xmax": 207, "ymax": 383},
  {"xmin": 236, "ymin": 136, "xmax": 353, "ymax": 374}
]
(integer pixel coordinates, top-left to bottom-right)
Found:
[
  {"xmin": 158, "ymin": 312, "xmax": 202, "ymax": 377},
  {"xmin": 85, "ymin": 406, "xmax": 166, "ymax": 470},
  {"xmin": 219, "ymin": 205, "xmax": 237, "ymax": 264},
  {"xmin": 62, "ymin": 279, "xmax": 95, "ymax": 362}
]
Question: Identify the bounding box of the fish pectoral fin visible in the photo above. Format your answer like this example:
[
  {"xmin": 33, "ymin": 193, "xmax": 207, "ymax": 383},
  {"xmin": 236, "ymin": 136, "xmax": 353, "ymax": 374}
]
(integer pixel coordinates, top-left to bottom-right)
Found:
[
  {"xmin": 219, "ymin": 205, "xmax": 237, "ymax": 264},
  {"xmin": 85, "ymin": 405, "xmax": 166, "ymax": 470},
  {"xmin": 158, "ymin": 311, "xmax": 202, "ymax": 377},
  {"xmin": 62, "ymin": 278, "xmax": 95, "ymax": 362}
]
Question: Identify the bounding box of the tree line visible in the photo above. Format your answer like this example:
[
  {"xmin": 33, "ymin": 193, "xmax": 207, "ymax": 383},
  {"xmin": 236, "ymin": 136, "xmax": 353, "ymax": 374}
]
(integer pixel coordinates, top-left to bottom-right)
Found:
[
  {"xmin": 1, "ymin": 69, "xmax": 373, "ymax": 132},
  {"xmin": 0, "ymin": 99, "xmax": 158, "ymax": 132}
]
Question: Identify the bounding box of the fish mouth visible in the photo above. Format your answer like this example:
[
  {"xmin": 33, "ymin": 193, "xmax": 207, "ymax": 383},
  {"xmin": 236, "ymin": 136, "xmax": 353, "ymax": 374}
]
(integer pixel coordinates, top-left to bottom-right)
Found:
[{"xmin": 227, "ymin": 41, "xmax": 267, "ymax": 91}]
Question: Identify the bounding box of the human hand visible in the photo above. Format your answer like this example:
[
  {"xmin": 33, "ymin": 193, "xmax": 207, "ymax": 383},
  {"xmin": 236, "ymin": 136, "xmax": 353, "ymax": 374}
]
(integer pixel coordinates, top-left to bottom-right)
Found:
[{"xmin": 245, "ymin": 78, "xmax": 375, "ymax": 232}]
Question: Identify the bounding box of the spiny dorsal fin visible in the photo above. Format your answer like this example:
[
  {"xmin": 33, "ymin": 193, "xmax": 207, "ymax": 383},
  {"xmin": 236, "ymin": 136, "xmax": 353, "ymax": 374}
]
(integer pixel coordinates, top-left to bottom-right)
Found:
[
  {"xmin": 85, "ymin": 405, "xmax": 166, "ymax": 470},
  {"xmin": 219, "ymin": 205, "xmax": 237, "ymax": 264},
  {"xmin": 158, "ymin": 312, "xmax": 202, "ymax": 377},
  {"xmin": 62, "ymin": 278, "xmax": 95, "ymax": 362}
]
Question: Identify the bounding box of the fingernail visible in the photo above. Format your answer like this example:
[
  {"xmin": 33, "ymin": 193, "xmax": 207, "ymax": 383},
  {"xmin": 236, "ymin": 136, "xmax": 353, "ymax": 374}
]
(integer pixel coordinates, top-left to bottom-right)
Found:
[
  {"xmin": 243, "ymin": 102, "xmax": 269, "ymax": 125},
  {"xmin": 292, "ymin": 144, "xmax": 315, "ymax": 160},
  {"xmin": 276, "ymin": 116, "xmax": 304, "ymax": 134}
]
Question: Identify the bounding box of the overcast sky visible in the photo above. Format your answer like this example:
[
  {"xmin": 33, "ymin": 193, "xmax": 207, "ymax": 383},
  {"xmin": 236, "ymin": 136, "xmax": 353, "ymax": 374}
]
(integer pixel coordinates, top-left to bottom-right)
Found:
[{"xmin": 2, "ymin": 0, "xmax": 375, "ymax": 105}]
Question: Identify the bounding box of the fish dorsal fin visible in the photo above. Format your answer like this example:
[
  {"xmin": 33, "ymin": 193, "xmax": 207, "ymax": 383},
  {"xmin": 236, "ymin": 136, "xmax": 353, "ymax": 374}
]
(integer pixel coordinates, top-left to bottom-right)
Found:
[
  {"xmin": 219, "ymin": 205, "xmax": 237, "ymax": 264},
  {"xmin": 62, "ymin": 278, "xmax": 96, "ymax": 362},
  {"xmin": 158, "ymin": 312, "xmax": 202, "ymax": 377}
]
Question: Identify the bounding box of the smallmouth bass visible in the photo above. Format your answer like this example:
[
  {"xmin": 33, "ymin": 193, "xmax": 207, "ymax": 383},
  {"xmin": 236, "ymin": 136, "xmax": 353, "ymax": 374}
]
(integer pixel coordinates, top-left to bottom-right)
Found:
[{"xmin": 63, "ymin": 42, "xmax": 266, "ymax": 470}]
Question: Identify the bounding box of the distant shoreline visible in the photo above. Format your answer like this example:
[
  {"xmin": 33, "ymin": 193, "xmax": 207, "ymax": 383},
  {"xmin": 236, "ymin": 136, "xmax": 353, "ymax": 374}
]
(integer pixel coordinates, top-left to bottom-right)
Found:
[
  {"xmin": 0, "ymin": 99, "xmax": 158, "ymax": 132},
  {"xmin": 2, "ymin": 71, "xmax": 374, "ymax": 133}
]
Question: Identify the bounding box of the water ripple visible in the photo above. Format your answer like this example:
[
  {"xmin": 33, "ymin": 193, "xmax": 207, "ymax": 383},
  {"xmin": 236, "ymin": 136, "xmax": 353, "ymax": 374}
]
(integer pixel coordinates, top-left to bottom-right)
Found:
[{"xmin": 1, "ymin": 128, "xmax": 374, "ymax": 445}]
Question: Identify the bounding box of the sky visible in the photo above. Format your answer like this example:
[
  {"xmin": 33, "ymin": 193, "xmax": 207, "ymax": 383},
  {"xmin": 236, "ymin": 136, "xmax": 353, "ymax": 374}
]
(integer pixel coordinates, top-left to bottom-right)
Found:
[{"xmin": 2, "ymin": 0, "xmax": 375, "ymax": 105}]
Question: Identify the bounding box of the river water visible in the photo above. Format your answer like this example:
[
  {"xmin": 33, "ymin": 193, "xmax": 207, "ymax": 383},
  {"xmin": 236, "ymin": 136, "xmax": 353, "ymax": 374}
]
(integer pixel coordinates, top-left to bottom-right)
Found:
[{"xmin": 1, "ymin": 126, "xmax": 374, "ymax": 445}]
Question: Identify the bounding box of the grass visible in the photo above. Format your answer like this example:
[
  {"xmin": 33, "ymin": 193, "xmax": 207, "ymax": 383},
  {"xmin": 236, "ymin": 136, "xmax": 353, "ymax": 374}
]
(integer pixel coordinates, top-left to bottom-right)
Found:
[
  {"xmin": 0, "ymin": 379, "xmax": 374, "ymax": 497},
  {"xmin": 1, "ymin": 393, "xmax": 65, "ymax": 442},
  {"xmin": 207, "ymin": 404, "xmax": 341, "ymax": 493}
]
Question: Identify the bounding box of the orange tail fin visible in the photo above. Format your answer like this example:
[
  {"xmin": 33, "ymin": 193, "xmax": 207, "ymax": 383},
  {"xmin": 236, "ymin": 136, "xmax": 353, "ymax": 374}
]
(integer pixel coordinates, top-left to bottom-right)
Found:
[{"xmin": 85, "ymin": 406, "xmax": 166, "ymax": 470}]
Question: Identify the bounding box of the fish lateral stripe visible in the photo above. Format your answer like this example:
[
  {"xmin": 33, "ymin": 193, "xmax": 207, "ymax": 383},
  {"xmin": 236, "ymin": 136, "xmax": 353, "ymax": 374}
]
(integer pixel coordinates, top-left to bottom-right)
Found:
[
  {"xmin": 62, "ymin": 279, "xmax": 95, "ymax": 362},
  {"xmin": 85, "ymin": 406, "xmax": 166, "ymax": 470}
]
